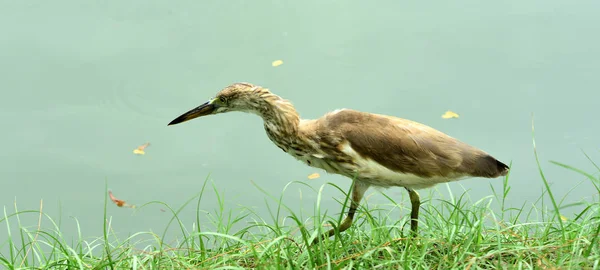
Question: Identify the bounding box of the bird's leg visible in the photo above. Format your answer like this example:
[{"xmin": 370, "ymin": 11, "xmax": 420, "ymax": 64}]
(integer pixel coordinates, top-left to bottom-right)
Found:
[
  {"xmin": 405, "ymin": 187, "xmax": 420, "ymax": 236},
  {"xmin": 312, "ymin": 180, "xmax": 370, "ymax": 245}
]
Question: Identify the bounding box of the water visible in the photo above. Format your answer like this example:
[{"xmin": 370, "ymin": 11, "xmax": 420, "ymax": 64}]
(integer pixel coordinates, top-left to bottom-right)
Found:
[{"xmin": 1, "ymin": 0, "xmax": 599, "ymax": 246}]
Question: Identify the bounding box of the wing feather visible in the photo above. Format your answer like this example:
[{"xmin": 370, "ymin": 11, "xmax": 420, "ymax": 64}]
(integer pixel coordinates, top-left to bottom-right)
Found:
[{"xmin": 320, "ymin": 109, "xmax": 506, "ymax": 178}]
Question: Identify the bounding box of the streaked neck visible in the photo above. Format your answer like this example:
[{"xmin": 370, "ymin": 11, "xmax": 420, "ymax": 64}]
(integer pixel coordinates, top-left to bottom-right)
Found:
[{"xmin": 252, "ymin": 89, "xmax": 300, "ymax": 143}]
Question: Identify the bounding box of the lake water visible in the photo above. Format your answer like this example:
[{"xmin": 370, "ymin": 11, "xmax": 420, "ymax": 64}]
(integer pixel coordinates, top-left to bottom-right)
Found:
[{"xmin": 1, "ymin": 1, "xmax": 599, "ymax": 246}]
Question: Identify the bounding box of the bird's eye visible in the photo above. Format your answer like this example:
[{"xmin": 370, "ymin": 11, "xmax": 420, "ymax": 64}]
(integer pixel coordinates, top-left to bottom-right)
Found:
[{"xmin": 218, "ymin": 96, "xmax": 227, "ymax": 103}]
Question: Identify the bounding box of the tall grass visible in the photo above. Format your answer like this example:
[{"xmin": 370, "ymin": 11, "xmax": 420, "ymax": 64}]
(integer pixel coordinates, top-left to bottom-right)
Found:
[{"xmin": 1, "ymin": 142, "xmax": 599, "ymax": 268}]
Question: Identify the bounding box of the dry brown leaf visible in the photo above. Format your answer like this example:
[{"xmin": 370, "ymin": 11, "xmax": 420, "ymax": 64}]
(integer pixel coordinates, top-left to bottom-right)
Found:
[
  {"xmin": 442, "ymin": 110, "xmax": 459, "ymax": 119},
  {"xmin": 137, "ymin": 142, "xmax": 150, "ymax": 150},
  {"xmin": 108, "ymin": 190, "xmax": 136, "ymax": 208},
  {"xmin": 307, "ymin": 173, "xmax": 320, "ymax": 179}
]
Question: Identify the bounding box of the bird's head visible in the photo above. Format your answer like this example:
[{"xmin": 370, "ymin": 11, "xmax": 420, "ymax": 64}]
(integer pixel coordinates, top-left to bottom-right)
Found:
[{"xmin": 168, "ymin": 82, "xmax": 268, "ymax": 126}]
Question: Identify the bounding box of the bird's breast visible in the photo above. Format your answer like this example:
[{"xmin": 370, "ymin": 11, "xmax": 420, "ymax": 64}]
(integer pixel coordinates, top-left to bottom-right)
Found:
[
  {"xmin": 295, "ymin": 152, "xmax": 352, "ymax": 175},
  {"xmin": 264, "ymin": 126, "xmax": 358, "ymax": 177}
]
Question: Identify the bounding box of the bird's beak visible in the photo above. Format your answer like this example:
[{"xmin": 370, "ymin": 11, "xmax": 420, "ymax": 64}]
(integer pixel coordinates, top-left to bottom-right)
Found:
[{"xmin": 168, "ymin": 99, "xmax": 216, "ymax": 126}]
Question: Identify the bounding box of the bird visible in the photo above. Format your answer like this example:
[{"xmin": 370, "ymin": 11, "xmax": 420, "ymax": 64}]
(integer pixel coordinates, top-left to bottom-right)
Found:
[{"xmin": 168, "ymin": 82, "xmax": 510, "ymax": 244}]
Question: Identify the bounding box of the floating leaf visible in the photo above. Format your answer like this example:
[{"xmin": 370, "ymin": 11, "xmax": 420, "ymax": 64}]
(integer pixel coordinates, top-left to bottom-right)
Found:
[
  {"xmin": 271, "ymin": 60, "xmax": 283, "ymax": 67},
  {"xmin": 137, "ymin": 142, "xmax": 150, "ymax": 150},
  {"xmin": 133, "ymin": 142, "xmax": 150, "ymax": 155},
  {"xmin": 441, "ymin": 110, "xmax": 459, "ymax": 119},
  {"xmin": 108, "ymin": 190, "xmax": 136, "ymax": 208},
  {"xmin": 307, "ymin": 173, "xmax": 320, "ymax": 180}
]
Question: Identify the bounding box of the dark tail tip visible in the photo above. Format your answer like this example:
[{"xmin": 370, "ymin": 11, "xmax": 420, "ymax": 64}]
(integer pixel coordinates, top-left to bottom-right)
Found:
[
  {"xmin": 476, "ymin": 155, "xmax": 510, "ymax": 178},
  {"xmin": 496, "ymin": 160, "xmax": 510, "ymax": 177}
]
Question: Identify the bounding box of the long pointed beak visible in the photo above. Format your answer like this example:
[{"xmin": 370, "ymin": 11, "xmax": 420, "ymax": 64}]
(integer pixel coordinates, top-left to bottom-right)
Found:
[{"xmin": 168, "ymin": 100, "xmax": 216, "ymax": 126}]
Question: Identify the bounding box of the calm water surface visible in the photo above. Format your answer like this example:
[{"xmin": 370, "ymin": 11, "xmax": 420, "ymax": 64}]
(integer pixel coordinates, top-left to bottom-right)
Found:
[{"xmin": 1, "ymin": 1, "xmax": 599, "ymax": 244}]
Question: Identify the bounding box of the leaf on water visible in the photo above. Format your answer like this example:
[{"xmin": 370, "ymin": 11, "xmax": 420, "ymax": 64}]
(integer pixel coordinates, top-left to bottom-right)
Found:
[
  {"xmin": 307, "ymin": 173, "xmax": 320, "ymax": 180},
  {"xmin": 133, "ymin": 142, "xmax": 150, "ymax": 155},
  {"xmin": 441, "ymin": 110, "xmax": 459, "ymax": 119},
  {"xmin": 271, "ymin": 60, "xmax": 283, "ymax": 67},
  {"xmin": 137, "ymin": 142, "xmax": 150, "ymax": 150},
  {"xmin": 108, "ymin": 190, "xmax": 136, "ymax": 209}
]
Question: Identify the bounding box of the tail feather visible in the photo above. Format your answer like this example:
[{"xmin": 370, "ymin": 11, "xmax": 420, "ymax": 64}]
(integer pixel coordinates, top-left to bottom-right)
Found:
[
  {"xmin": 474, "ymin": 155, "xmax": 510, "ymax": 178},
  {"xmin": 495, "ymin": 159, "xmax": 510, "ymax": 177}
]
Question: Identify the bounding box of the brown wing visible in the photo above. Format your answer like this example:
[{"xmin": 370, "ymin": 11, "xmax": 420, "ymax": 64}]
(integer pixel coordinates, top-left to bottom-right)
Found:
[{"xmin": 321, "ymin": 109, "xmax": 508, "ymax": 179}]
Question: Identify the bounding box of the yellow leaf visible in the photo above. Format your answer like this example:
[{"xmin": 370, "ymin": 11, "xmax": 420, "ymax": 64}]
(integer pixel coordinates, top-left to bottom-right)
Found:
[
  {"xmin": 133, "ymin": 142, "xmax": 150, "ymax": 155},
  {"xmin": 560, "ymin": 215, "xmax": 568, "ymax": 221},
  {"xmin": 271, "ymin": 60, "xmax": 283, "ymax": 67},
  {"xmin": 442, "ymin": 110, "xmax": 459, "ymax": 119},
  {"xmin": 307, "ymin": 173, "xmax": 320, "ymax": 180}
]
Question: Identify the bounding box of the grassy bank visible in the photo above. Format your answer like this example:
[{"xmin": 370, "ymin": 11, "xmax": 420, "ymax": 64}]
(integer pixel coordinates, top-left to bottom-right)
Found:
[{"xmin": 2, "ymin": 144, "xmax": 600, "ymax": 269}]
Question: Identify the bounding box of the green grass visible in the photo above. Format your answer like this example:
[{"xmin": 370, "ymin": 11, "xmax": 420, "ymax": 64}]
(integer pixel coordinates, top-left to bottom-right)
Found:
[{"xmin": 2, "ymin": 134, "xmax": 600, "ymax": 269}]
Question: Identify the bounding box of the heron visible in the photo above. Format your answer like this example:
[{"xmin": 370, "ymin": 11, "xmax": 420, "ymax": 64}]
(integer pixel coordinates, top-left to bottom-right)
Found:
[{"xmin": 168, "ymin": 82, "xmax": 509, "ymax": 244}]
